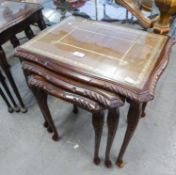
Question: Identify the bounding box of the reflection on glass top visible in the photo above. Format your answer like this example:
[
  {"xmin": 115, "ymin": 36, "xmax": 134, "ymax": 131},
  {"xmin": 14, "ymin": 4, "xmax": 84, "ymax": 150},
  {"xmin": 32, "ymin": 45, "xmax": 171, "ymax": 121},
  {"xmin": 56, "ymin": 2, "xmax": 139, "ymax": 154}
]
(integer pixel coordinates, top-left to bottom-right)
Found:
[
  {"xmin": 20, "ymin": 16, "xmax": 168, "ymax": 90},
  {"xmin": 0, "ymin": 1, "xmax": 40, "ymax": 31}
]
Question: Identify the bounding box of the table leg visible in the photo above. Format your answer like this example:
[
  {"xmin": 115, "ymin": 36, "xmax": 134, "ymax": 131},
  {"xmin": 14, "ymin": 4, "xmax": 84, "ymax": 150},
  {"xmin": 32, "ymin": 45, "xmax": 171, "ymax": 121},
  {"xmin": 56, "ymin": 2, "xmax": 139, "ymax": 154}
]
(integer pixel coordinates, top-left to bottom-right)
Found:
[
  {"xmin": 72, "ymin": 104, "xmax": 78, "ymax": 114},
  {"xmin": 105, "ymin": 107, "xmax": 119, "ymax": 168},
  {"xmin": 0, "ymin": 87, "xmax": 13, "ymax": 113},
  {"xmin": 116, "ymin": 101, "xmax": 142, "ymax": 168},
  {"xmin": 24, "ymin": 26, "xmax": 34, "ymax": 39},
  {"xmin": 0, "ymin": 47, "xmax": 27, "ymax": 112},
  {"xmin": 141, "ymin": 102, "xmax": 147, "ymax": 117},
  {"xmin": 10, "ymin": 35, "xmax": 20, "ymax": 48},
  {"xmin": 0, "ymin": 70, "xmax": 20, "ymax": 112},
  {"xmin": 37, "ymin": 13, "xmax": 47, "ymax": 30},
  {"xmin": 43, "ymin": 120, "xmax": 49, "ymax": 128},
  {"xmin": 92, "ymin": 111, "xmax": 104, "ymax": 165},
  {"xmin": 30, "ymin": 86, "xmax": 60, "ymax": 141}
]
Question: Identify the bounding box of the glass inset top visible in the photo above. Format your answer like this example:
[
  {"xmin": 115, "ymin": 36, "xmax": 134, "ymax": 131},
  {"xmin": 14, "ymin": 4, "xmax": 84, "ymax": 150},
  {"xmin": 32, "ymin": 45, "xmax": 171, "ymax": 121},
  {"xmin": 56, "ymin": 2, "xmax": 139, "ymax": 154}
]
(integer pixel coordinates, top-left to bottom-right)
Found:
[
  {"xmin": 20, "ymin": 16, "xmax": 168, "ymax": 90},
  {"xmin": 0, "ymin": 1, "xmax": 40, "ymax": 32}
]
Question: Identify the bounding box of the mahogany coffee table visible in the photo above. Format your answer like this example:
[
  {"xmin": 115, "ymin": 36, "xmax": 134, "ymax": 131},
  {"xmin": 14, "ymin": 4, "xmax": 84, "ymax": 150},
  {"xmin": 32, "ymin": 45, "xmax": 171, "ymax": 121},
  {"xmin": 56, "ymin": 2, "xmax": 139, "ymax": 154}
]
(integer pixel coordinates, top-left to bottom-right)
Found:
[
  {"xmin": 0, "ymin": 0, "xmax": 46, "ymax": 112},
  {"xmin": 16, "ymin": 16, "xmax": 176, "ymax": 167}
]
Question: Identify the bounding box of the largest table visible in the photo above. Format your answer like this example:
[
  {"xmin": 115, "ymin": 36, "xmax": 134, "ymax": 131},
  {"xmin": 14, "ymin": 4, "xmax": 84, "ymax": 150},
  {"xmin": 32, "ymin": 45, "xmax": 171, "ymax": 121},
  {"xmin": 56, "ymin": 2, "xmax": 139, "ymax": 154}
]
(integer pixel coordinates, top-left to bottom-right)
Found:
[{"xmin": 16, "ymin": 16, "xmax": 176, "ymax": 167}]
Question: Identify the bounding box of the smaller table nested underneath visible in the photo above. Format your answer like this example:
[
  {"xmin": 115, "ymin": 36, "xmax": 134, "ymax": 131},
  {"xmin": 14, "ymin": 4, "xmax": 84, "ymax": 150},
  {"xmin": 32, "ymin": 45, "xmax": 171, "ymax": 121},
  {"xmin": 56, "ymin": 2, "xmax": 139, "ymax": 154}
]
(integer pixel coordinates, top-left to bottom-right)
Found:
[{"xmin": 22, "ymin": 60, "xmax": 124, "ymax": 167}]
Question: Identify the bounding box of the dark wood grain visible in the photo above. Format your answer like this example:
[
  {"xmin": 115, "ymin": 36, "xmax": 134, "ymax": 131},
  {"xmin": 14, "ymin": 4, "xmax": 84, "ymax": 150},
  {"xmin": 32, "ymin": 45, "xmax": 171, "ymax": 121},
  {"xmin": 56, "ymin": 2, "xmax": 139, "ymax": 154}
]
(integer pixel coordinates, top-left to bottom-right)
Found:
[
  {"xmin": 105, "ymin": 107, "xmax": 120, "ymax": 168},
  {"xmin": 92, "ymin": 111, "xmax": 104, "ymax": 165},
  {"xmin": 116, "ymin": 101, "xmax": 142, "ymax": 168}
]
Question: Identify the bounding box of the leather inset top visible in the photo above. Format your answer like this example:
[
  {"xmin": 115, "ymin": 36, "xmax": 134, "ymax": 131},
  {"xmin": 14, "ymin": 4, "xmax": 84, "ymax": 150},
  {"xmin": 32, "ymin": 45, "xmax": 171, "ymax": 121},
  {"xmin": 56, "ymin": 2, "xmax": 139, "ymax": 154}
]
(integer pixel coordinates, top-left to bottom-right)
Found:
[{"xmin": 19, "ymin": 16, "xmax": 168, "ymax": 90}]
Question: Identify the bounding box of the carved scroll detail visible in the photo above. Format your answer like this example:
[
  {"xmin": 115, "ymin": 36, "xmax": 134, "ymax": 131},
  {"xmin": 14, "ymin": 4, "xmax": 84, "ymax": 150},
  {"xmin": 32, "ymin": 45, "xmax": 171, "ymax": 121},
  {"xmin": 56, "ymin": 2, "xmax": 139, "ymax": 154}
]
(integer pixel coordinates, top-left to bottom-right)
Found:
[
  {"xmin": 148, "ymin": 37, "xmax": 176, "ymax": 95},
  {"xmin": 28, "ymin": 75, "xmax": 104, "ymax": 112},
  {"xmin": 22, "ymin": 61, "xmax": 124, "ymax": 107},
  {"xmin": 16, "ymin": 36, "xmax": 174, "ymax": 104}
]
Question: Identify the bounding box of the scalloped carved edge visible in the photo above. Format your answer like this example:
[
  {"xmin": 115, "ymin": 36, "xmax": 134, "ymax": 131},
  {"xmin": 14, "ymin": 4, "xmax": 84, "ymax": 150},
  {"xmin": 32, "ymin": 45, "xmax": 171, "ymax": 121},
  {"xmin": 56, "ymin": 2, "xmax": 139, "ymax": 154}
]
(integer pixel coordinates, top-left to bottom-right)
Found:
[
  {"xmin": 28, "ymin": 75, "xmax": 105, "ymax": 112},
  {"xmin": 148, "ymin": 36, "xmax": 176, "ymax": 96},
  {"xmin": 22, "ymin": 61, "xmax": 124, "ymax": 107},
  {"xmin": 16, "ymin": 49, "xmax": 153, "ymax": 102},
  {"xmin": 16, "ymin": 37, "xmax": 174, "ymax": 102}
]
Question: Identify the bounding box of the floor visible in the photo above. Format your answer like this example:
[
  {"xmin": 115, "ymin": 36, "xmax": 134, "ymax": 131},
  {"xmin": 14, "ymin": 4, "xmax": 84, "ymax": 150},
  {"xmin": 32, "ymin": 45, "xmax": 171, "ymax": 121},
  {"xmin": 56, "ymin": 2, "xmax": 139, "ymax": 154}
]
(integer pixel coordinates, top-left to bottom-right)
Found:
[{"xmin": 1, "ymin": 1, "xmax": 176, "ymax": 175}]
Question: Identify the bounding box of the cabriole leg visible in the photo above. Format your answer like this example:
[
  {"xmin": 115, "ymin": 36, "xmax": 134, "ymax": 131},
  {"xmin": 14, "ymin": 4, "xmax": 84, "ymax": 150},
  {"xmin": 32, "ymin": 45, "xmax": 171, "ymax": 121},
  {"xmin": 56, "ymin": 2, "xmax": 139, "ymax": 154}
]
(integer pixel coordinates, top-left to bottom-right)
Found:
[
  {"xmin": 30, "ymin": 86, "xmax": 60, "ymax": 141},
  {"xmin": 92, "ymin": 111, "xmax": 104, "ymax": 165},
  {"xmin": 141, "ymin": 102, "xmax": 147, "ymax": 118},
  {"xmin": 37, "ymin": 13, "xmax": 47, "ymax": 30},
  {"xmin": 72, "ymin": 104, "xmax": 78, "ymax": 114},
  {"xmin": 24, "ymin": 26, "xmax": 34, "ymax": 39},
  {"xmin": 10, "ymin": 35, "xmax": 20, "ymax": 48},
  {"xmin": 105, "ymin": 107, "xmax": 119, "ymax": 168},
  {"xmin": 116, "ymin": 102, "xmax": 142, "ymax": 168}
]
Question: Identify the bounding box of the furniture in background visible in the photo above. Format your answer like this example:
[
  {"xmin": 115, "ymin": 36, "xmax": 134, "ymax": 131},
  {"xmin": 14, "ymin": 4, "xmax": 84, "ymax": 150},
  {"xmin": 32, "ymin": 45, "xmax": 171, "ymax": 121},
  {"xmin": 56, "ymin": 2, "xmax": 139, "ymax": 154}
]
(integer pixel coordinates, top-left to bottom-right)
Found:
[
  {"xmin": 16, "ymin": 16, "xmax": 176, "ymax": 167},
  {"xmin": 139, "ymin": 0, "xmax": 153, "ymax": 11},
  {"xmin": 116, "ymin": 0, "xmax": 176, "ymax": 34},
  {"xmin": 14, "ymin": 0, "xmax": 176, "ymax": 34},
  {"xmin": 14, "ymin": 0, "xmax": 156, "ymax": 26},
  {"xmin": 0, "ymin": 0, "xmax": 46, "ymax": 112},
  {"xmin": 115, "ymin": 0, "xmax": 154, "ymax": 28},
  {"xmin": 154, "ymin": 0, "xmax": 176, "ymax": 34},
  {"xmin": 0, "ymin": 86, "xmax": 14, "ymax": 113},
  {"xmin": 0, "ymin": 70, "xmax": 20, "ymax": 112}
]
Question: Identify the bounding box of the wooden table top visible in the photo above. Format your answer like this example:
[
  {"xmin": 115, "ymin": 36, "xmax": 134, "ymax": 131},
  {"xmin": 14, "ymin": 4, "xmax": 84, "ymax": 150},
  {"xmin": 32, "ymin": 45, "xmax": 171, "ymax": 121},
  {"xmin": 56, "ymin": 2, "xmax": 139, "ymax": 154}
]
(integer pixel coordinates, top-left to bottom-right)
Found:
[
  {"xmin": 17, "ymin": 16, "xmax": 174, "ymax": 102},
  {"xmin": 0, "ymin": 0, "xmax": 41, "ymax": 33}
]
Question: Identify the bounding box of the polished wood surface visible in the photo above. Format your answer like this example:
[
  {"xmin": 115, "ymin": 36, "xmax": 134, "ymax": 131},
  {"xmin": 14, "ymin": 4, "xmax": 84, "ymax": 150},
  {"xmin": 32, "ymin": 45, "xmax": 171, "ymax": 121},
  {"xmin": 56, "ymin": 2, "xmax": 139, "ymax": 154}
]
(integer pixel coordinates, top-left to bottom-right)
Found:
[
  {"xmin": 140, "ymin": 0, "xmax": 153, "ymax": 11},
  {"xmin": 154, "ymin": 0, "xmax": 176, "ymax": 34},
  {"xmin": 18, "ymin": 16, "xmax": 169, "ymax": 101},
  {"xmin": 0, "ymin": 1, "xmax": 41, "ymax": 33}
]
